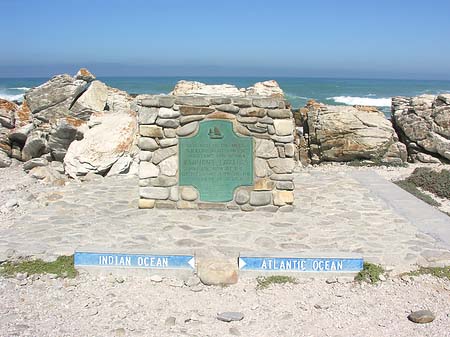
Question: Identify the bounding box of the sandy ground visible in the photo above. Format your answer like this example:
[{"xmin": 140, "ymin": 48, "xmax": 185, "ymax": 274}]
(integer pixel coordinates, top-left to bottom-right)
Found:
[{"xmin": 0, "ymin": 272, "xmax": 449, "ymax": 337}]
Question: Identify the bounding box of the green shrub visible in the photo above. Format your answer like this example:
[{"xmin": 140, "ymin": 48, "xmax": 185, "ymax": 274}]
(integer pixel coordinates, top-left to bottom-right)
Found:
[
  {"xmin": 355, "ymin": 262, "xmax": 384, "ymax": 283},
  {"xmin": 406, "ymin": 168, "xmax": 450, "ymax": 199},
  {"xmin": 406, "ymin": 266, "xmax": 450, "ymax": 280},
  {"xmin": 256, "ymin": 275, "xmax": 297, "ymax": 289},
  {"xmin": 0, "ymin": 255, "xmax": 77, "ymax": 278},
  {"xmin": 394, "ymin": 180, "xmax": 441, "ymax": 207}
]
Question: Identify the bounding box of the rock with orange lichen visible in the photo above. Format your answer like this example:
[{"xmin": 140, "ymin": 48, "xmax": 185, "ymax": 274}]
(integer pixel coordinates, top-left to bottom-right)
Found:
[
  {"xmin": 75, "ymin": 68, "xmax": 96, "ymax": 82},
  {"xmin": 0, "ymin": 98, "xmax": 19, "ymax": 129}
]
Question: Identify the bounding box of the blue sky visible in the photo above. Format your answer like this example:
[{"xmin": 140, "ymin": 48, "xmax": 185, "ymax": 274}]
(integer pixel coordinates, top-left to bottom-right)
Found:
[{"xmin": 1, "ymin": 0, "xmax": 450, "ymax": 79}]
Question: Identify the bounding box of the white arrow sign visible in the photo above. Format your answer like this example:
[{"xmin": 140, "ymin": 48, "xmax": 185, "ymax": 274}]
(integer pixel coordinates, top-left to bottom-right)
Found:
[
  {"xmin": 188, "ymin": 257, "xmax": 196, "ymax": 270},
  {"xmin": 238, "ymin": 257, "xmax": 246, "ymax": 270}
]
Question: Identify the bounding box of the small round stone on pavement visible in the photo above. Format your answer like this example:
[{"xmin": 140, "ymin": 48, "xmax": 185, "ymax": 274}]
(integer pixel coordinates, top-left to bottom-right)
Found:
[
  {"xmin": 217, "ymin": 312, "xmax": 244, "ymax": 322},
  {"xmin": 407, "ymin": 310, "xmax": 435, "ymax": 324}
]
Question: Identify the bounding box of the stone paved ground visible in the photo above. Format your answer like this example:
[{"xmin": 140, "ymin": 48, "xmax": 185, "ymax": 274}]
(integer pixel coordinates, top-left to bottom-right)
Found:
[{"xmin": 1, "ymin": 168, "xmax": 450, "ymax": 273}]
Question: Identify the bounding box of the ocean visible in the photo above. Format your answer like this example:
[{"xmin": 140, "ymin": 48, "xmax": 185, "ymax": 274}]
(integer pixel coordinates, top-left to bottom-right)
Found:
[{"xmin": 1, "ymin": 76, "xmax": 450, "ymax": 117}]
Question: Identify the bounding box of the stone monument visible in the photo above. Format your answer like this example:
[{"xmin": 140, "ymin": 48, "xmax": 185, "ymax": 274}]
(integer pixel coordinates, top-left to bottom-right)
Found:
[{"xmin": 135, "ymin": 95, "xmax": 296, "ymax": 211}]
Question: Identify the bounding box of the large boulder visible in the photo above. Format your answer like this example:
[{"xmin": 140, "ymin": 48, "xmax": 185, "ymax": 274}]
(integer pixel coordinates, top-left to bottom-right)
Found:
[
  {"xmin": 64, "ymin": 109, "xmax": 137, "ymax": 178},
  {"xmin": 392, "ymin": 94, "xmax": 450, "ymax": 162},
  {"xmin": 69, "ymin": 80, "xmax": 108, "ymax": 118},
  {"xmin": 170, "ymin": 80, "xmax": 285, "ymax": 97},
  {"xmin": 304, "ymin": 100, "xmax": 407, "ymax": 164},
  {"xmin": 47, "ymin": 117, "xmax": 85, "ymax": 161},
  {"xmin": 170, "ymin": 80, "xmax": 242, "ymax": 96},
  {"xmin": 246, "ymin": 80, "xmax": 284, "ymax": 97},
  {"xmin": 24, "ymin": 74, "xmax": 89, "ymax": 122}
]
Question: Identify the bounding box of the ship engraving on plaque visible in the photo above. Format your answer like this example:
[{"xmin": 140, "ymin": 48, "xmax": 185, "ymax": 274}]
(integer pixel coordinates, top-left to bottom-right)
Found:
[{"xmin": 179, "ymin": 120, "xmax": 253, "ymax": 202}]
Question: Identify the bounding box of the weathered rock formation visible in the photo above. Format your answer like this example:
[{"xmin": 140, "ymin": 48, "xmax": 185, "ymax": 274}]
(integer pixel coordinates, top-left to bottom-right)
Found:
[
  {"xmin": 170, "ymin": 80, "xmax": 284, "ymax": 97},
  {"xmin": 0, "ymin": 69, "xmax": 138, "ymax": 180},
  {"xmin": 392, "ymin": 94, "xmax": 450, "ymax": 163},
  {"xmin": 64, "ymin": 91, "xmax": 137, "ymax": 178},
  {"xmin": 302, "ymin": 100, "xmax": 407, "ymax": 164}
]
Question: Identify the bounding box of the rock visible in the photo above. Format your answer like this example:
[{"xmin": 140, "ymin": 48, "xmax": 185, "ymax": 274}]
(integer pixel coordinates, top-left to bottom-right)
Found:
[
  {"xmin": 75, "ymin": 68, "xmax": 96, "ymax": 82},
  {"xmin": 171, "ymin": 80, "xmax": 242, "ymax": 96},
  {"xmin": 249, "ymin": 191, "xmax": 272, "ymax": 206},
  {"xmin": 393, "ymin": 95, "xmax": 450, "ymax": 162},
  {"xmin": 197, "ymin": 256, "xmax": 239, "ymax": 285},
  {"xmin": 139, "ymin": 137, "xmax": 159, "ymax": 151},
  {"xmin": 140, "ymin": 125, "xmax": 164, "ymax": 138},
  {"xmin": 253, "ymin": 98, "xmax": 280, "ymax": 109},
  {"xmin": 0, "ymin": 98, "xmax": 19, "ymax": 128},
  {"xmin": 177, "ymin": 122, "xmax": 199, "ymax": 137},
  {"xmin": 138, "ymin": 199, "xmax": 155, "ymax": 209},
  {"xmin": 158, "ymin": 107, "xmax": 180, "ymax": 118},
  {"xmin": 184, "ymin": 276, "xmax": 201, "ymax": 287},
  {"xmin": 170, "ymin": 80, "xmax": 285, "ymax": 98},
  {"xmin": 138, "ymin": 107, "xmax": 158, "ymax": 124},
  {"xmin": 159, "ymin": 156, "xmax": 177, "ymax": 176},
  {"xmin": 47, "ymin": 118, "xmax": 85, "ymax": 161},
  {"xmin": 107, "ymin": 155, "xmax": 133, "ymax": 176},
  {"xmin": 29, "ymin": 166, "xmax": 65, "ymax": 184},
  {"xmin": 70, "ymin": 80, "xmax": 108, "ymax": 115},
  {"xmin": 156, "ymin": 118, "xmax": 180, "ymax": 128},
  {"xmin": 235, "ymin": 189, "xmax": 250, "ymax": 205},
  {"xmin": 268, "ymin": 109, "xmax": 291, "ymax": 119},
  {"xmin": 267, "ymin": 158, "xmax": 295, "ymax": 174},
  {"xmin": 64, "ymin": 110, "xmax": 137, "ymax": 178},
  {"xmin": 216, "ymin": 104, "xmax": 239, "ymax": 113},
  {"xmin": 164, "ymin": 316, "xmax": 176, "ymax": 326},
  {"xmin": 152, "ymin": 147, "xmax": 177, "ymax": 165},
  {"xmin": 150, "ymin": 275, "xmax": 163, "ymax": 282},
  {"xmin": 254, "ymin": 158, "xmax": 269, "ymax": 177},
  {"xmin": 273, "ymin": 119, "xmax": 294, "ymax": 136},
  {"xmin": 181, "ymin": 187, "xmax": 198, "ymax": 201},
  {"xmin": 255, "ymin": 139, "xmax": 278, "ymax": 159},
  {"xmin": 407, "ymin": 310, "xmax": 435, "ymax": 324},
  {"xmin": 415, "ymin": 152, "xmax": 441, "ymax": 163},
  {"xmin": 105, "ymin": 87, "xmax": 132, "ymax": 114},
  {"xmin": 305, "ymin": 101, "xmax": 406, "ymax": 163},
  {"xmin": 5, "ymin": 199, "xmax": 18, "ymax": 208},
  {"xmin": 24, "ymin": 74, "xmax": 88, "ymax": 122},
  {"xmin": 0, "ymin": 151, "xmax": 11, "ymax": 168},
  {"xmin": 140, "ymin": 187, "xmax": 169, "ymax": 200},
  {"xmin": 217, "ymin": 312, "xmax": 244, "ymax": 322},
  {"xmin": 22, "ymin": 130, "xmax": 48, "ymax": 161},
  {"xmin": 246, "ymin": 80, "xmax": 284, "ymax": 97},
  {"xmin": 9, "ymin": 123, "xmax": 34, "ymax": 145},
  {"xmin": 23, "ymin": 157, "xmax": 48, "ymax": 171},
  {"xmin": 273, "ymin": 191, "xmax": 294, "ymax": 206},
  {"xmin": 139, "ymin": 162, "xmax": 159, "ymax": 179},
  {"xmin": 159, "ymin": 138, "xmax": 178, "ymax": 148}
]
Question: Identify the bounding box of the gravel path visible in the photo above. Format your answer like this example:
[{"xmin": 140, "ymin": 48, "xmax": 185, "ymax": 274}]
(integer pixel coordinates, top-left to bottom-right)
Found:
[{"xmin": 0, "ymin": 273, "xmax": 449, "ymax": 337}]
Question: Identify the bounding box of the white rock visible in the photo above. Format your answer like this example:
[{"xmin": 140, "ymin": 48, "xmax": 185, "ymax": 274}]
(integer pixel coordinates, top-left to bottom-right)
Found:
[{"xmin": 64, "ymin": 111, "xmax": 137, "ymax": 178}]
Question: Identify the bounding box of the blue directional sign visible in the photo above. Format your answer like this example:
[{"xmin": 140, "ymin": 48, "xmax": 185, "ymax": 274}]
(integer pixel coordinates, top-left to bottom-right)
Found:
[
  {"xmin": 239, "ymin": 256, "xmax": 363, "ymax": 272},
  {"xmin": 74, "ymin": 252, "xmax": 195, "ymax": 270}
]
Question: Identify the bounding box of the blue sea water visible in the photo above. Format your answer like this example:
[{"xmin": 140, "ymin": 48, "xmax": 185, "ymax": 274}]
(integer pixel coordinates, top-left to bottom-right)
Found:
[{"xmin": 1, "ymin": 76, "xmax": 450, "ymax": 117}]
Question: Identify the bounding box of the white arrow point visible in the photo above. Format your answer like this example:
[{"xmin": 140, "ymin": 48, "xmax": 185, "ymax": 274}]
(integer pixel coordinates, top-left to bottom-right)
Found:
[
  {"xmin": 238, "ymin": 258, "xmax": 246, "ymax": 270},
  {"xmin": 188, "ymin": 257, "xmax": 196, "ymax": 270}
]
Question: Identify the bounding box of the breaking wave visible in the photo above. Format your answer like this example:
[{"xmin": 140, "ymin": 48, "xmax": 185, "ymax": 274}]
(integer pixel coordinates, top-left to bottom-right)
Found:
[
  {"xmin": 0, "ymin": 92, "xmax": 24, "ymax": 102},
  {"xmin": 328, "ymin": 96, "xmax": 391, "ymax": 107},
  {"xmin": 9, "ymin": 87, "xmax": 31, "ymax": 91}
]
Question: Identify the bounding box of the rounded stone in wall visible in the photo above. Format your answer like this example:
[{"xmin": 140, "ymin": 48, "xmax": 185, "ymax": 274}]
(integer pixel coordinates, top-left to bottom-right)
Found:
[
  {"xmin": 181, "ymin": 186, "xmax": 198, "ymax": 201},
  {"xmin": 235, "ymin": 189, "xmax": 250, "ymax": 205}
]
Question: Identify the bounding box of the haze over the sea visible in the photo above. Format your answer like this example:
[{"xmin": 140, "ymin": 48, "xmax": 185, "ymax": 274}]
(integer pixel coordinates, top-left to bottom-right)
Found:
[{"xmin": 1, "ymin": 0, "xmax": 450, "ymax": 80}]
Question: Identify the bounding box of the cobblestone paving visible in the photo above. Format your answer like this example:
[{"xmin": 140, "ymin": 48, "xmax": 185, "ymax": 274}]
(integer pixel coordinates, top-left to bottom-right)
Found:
[{"xmin": 1, "ymin": 170, "xmax": 450, "ymax": 273}]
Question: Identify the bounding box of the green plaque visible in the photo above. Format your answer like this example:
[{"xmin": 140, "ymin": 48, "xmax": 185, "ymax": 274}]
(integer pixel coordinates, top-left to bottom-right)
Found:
[{"xmin": 179, "ymin": 120, "xmax": 253, "ymax": 202}]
